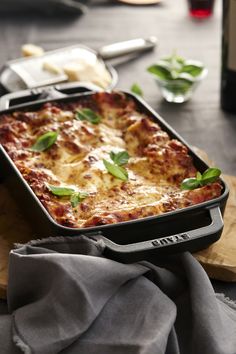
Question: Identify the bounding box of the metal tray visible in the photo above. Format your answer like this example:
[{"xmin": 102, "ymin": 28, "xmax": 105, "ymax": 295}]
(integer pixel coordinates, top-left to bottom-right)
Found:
[
  {"xmin": 0, "ymin": 38, "xmax": 157, "ymax": 92},
  {"xmin": 0, "ymin": 84, "xmax": 229, "ymax": 261}
]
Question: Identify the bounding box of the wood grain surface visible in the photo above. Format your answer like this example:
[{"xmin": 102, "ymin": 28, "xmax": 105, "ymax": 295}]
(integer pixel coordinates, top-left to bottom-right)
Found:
[
  {"xmin": 192, "ymin": 148, "xmax": 236, "ymax": 281},
  {"xmin": 0, "ymin": 185, "xmax": 34, "ymax": 298},
  {"xmin": 194, "ymin": 174, "xmax": 236, "ymax": 281}
]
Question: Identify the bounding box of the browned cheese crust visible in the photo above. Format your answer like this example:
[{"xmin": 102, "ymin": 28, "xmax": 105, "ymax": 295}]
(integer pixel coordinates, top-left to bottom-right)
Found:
[{"xmin": 0, "ymin": 92, "xmax": 222, "ymax": 228}]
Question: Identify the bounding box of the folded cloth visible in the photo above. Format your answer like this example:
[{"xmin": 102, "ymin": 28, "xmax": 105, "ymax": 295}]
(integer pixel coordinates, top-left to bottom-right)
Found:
[{"xmin": 0, "ymin": 235, "xmax": 236, "ymax": 354}]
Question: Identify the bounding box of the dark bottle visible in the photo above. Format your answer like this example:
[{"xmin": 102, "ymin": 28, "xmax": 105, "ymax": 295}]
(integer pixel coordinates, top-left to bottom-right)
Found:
[{"xmin": 221, "ymin": 0, "xmax": 236, "ymax": 113}]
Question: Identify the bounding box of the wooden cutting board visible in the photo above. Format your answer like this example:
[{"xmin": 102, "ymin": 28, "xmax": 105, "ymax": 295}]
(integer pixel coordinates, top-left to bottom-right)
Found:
[
  {"xmin": 0, "ymin": 184, "xmax": 35, "ymax": 299},
  {"xmin": 194, "ymin": 174, "xmax": 236, "ymax": 281},
  {"xmin": 192, "ymin": 148, "xmax": 236, "ymax": 280},
  {"xmin": 0, "ymin": 153, "xmax": 236, "ymax": 299}
]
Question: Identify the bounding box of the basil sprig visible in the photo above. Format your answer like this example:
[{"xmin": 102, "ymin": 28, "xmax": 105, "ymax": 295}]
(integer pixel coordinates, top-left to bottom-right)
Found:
[
  {"xmin": 75, "ymin": 108, "xmax": 101, "ymax": 124},
  {"xmin": 148, "ymin": 62, "xmax": 173, "ymax": 81},
  {"xmin": 103, "ymin": 160, "xmax": 128, "ymax": 181},
  {"xmin": 70, "ymin": 192, "xmax": 88, "ymax": 208},
  {"xmin": 46, "ymin": 185, "xmax": 75, "ymax": 196},
  {"xmin": 130, "ymin": 83, "xmax": 143, "ymax": 97},
  {"xmin": 103, "ymin": 150, "xmax": 130, "ymax": 181},
  {"xmin": 47, "ymin": 184, "xmax": 88, "ymax": 208},
  {"xmin": 181, "ymin": 168, "xmax": 221, "ymax": 190},
  {"xmin": 110, "ymin": 151, "xmax": 130, "ymax": 166},
  {"xmin": 147, "ymin": 54, "xmax": 204, "ymax": 82},
  {"xmin": 181, "ymin": 64, "xmax": 204, "ymax": 77},
  {"xmin": 30, "ymin": 131, "xmax": 58, "ymax": 152}
]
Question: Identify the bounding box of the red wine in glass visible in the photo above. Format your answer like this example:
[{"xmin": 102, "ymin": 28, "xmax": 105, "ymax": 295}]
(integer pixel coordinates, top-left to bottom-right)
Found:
[{"xmin": 188, "ymin": 0, "xmax": 215, "ymax": 18}]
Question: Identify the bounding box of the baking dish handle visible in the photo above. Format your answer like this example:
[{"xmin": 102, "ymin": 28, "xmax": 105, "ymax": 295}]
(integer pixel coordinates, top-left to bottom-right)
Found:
[
  {"xmin": 88, "ymin": 206, "xmax": 223, "ymax": 254},
  {"xmin": 0, "ymin": 82, "xmax": 101, "ymax": 110},
  {"xmin": 98, "ymin": 37, "xmax": 157, "ymax": 60}
]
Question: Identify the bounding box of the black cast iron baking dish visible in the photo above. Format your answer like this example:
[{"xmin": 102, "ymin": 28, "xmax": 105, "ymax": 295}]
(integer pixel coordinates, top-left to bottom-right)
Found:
[{"xmin": 0, "ymin": 84, "xmax": 229, "ymax": 261}]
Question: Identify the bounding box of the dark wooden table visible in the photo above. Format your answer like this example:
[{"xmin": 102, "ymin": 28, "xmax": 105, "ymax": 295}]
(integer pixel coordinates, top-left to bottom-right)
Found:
[{"xmin": 0, "ymin": 0, "xmax": 235, "ymax": 298}]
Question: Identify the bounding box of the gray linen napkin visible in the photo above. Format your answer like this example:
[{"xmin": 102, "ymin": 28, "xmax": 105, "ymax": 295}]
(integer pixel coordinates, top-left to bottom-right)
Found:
[{"xmin": 0, "ymin": 235, "xmax": 236, "ymax": 354}]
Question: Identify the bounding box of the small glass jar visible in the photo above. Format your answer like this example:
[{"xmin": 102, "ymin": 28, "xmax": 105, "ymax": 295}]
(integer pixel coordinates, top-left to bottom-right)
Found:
[{"xmin": 154, "ymin": 68, "xmax": 208, "ymax": 103}]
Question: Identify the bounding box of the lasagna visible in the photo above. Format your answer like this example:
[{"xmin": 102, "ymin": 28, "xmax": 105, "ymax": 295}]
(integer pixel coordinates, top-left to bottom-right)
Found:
[{"xmin": 0, "ymin": 92, "xmax": 222, "ymax": 228}]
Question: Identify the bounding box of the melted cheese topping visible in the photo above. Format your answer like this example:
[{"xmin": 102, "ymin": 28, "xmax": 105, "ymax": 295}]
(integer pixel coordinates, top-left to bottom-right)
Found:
[{"xmin": 0, "ymin": 92, "xmax": 222, "ymax": 228}]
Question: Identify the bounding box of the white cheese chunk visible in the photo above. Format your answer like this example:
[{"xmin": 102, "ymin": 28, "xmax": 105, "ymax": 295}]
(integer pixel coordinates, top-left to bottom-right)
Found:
[
  {"xmin": 63, "ymin": 60, "xmax": 112, "ymax": 89},
  {"xmin": 42, "ymin": 61, "xmax": 63, "ymax": 75},
  {"xmin": 21, "ymin": 44, "xmax": 45, "ymax": 57}
]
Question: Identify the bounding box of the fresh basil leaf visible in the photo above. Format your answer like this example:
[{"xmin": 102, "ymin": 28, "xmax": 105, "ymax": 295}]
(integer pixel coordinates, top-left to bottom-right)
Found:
[
  {"xmin": 47, "ymin": 184, "xmax": 88, "ymax": 207},
  {"xmin": 110, "ymin": 151, "xmax": 130, "ymax": 166},
  {"xmin": 181, "ymin": 167, "xmax": 221, "ymax": 190},
  {"xmin": 30, "ymin": 131, "xmax": 58, "ymax": 152},
  {"xmin": 131, "ymin": 83, "xmax": 143, "ymax": 97},
  {"xmin": 165, "ymin": 78, "xmax": 193, "ymax": 95},
  {"xmin": 196, "ymin": 171, "xmax": 202, "ymax": 181},
  {"xmin": 163, "ymin": 55, "xmax": 185, "ymax": 65},
  {"xmin": 154, "ymin": 60, "xmax": 173, "ymax": 71},
  {"xmin": 158, "ymin": 56, "xmax": 183, "ymax": 74},
  {"xmin": 75, "ymin": 108, "xmax": 101, "ymax": 124},
  {"xmin": 109, "ymin": 151, "xmax": 116, "ymax": 162},
  {"xmin": 181, "ymin": 178, "xmax": 200, "ymax": 190},
  {"xmin": 201, "ymin": 168, "xmax": 221, "ymax": 185},
  {"xmin": 103, "ymin": 159, "xmax": 128, "ymax": 181},
  {"xmin": 177, "ymin": 72, "xmax": 195, "ymax": 82},
  {"xmin": 181, "ymin": 64, "xmax": 204, "ymax": 77},
  {"xmin": 47, "ymin": 184, "xmax": 75, "ymax": 196},
  {"xmin": 148, "ymin": 54, "xmax": 206, "ymax": 89},
  {"xmin": 147, "ymin": 64, "xmax": 173, "ymax": 81},
  {"xmin": 70, "ymin": 192, "xmax": 88, "ymax": 208},
  {"xmin": 175, "ymin": 56, "xmax": 185, "ymax": 65}
]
